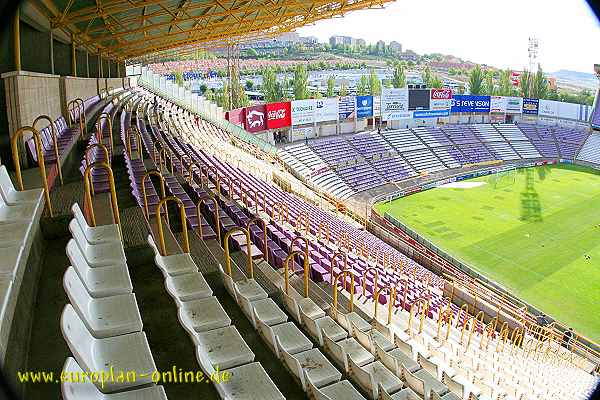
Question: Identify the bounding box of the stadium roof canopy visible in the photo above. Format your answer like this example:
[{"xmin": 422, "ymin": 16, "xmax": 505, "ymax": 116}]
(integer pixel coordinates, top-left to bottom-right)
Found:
[{"xmin": 34, "ymin": 0, "xmax": 394, "ymax": 63}]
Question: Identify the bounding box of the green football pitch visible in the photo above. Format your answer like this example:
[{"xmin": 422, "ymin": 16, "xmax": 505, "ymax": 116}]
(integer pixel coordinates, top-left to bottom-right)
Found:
[{"xmin": 375, "ymin": 164, "xmax": 600, "ymax": 343}]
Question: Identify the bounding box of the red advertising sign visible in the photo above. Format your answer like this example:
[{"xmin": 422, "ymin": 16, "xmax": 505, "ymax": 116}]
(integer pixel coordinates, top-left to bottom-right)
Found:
[
  {"xmin": 430, "ymin": 88, "xmax": 453, "ymax": 100},
  {"xmin": 511, "ymin": 71, "xmax": 521, "ymax": 87},
  {"xmin": 244, "ymin": 104, "xmax": 266, "ymax": 133},
  {"xmin": 227, "ymin": 108, "xmax": 245, "ymax": 127},
  {"xmin": 266, "ymin": 101, "xmax": 291, "ymax": 129}
]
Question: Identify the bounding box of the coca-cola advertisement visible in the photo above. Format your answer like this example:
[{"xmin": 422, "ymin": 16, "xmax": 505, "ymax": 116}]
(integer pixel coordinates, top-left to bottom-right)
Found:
[
  {"xmin": 244, "ymin": 104, "xmax": 267, "ymax": 133},
  {"xmin": 265, "ymin": 102, "xmax": 291, "ymax": 129},
  {"xmin": 430, "ymin": 88, "xmax": 453, "ymax": 110}
]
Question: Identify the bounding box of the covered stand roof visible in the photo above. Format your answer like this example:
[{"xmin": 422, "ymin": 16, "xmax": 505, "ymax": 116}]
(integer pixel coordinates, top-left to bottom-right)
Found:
[{"xmin": 37, "ymin": 0, "xmax": 393, "ymax": 62}]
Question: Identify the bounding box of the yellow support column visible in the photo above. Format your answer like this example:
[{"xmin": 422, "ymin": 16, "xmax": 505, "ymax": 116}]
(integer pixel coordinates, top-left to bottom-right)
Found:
[
  {"xmin": 14, "ymin": 8, "xmax": 20, "ymax": 71},
  {"xmin": 71, "ymin": 34, "xmax": 77, "ymax": 76}
]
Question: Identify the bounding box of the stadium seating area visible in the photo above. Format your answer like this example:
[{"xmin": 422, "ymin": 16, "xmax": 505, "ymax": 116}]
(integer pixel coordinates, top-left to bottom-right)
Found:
[
  {"xmin": 5, "ymin": 85, "xmax": 598, "ymax": 400},
  {"xmin": 280, "ymin": 123, "xmax": 590, "ymax": 198}
]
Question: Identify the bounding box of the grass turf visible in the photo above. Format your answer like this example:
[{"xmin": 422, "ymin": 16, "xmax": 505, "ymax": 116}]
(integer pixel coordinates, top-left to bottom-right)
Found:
[{"xmin": 375, "ymin": 164, "xmax": 600, "ymax": 342}]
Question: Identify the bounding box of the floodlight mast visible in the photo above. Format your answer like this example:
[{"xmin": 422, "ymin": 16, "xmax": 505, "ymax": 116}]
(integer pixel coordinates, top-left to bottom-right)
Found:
[{"xmin": 527, "ymin": 37, "xmax": 539, "ymax": 96}]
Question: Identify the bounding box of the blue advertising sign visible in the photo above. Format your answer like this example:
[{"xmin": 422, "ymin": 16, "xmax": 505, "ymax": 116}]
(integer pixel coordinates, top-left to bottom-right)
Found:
[
  {"xmin": 339, "ymin": 96, "xmax": 356, "ymax": 119},
  {"xmin": 450, "ymin": 95, "xmax": 491, "ymax": 113},
  {"xmin": 413, "ymin": 109, "xmax": 450, "ymax": 118},
  {"xmin": 522, "ymin": 98, "xmax": 539, "ymax": 115},
  {"xmin": 355, "ymin": 95, "xmax": 373, "ymax": 118}
]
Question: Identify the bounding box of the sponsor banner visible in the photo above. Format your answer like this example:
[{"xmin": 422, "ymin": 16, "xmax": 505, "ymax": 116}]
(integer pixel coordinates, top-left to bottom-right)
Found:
[
  {"xmin": 381, "ymin": 88, "xmax": 410, "ymax": 120},
  {"xmin": 490, "ymin": 96, "xmax": 507, "ymax": 113},
  {"xmin": 291, "ymin": 99, "xmax": 316, "ymax": 125},
  {"xmin": 373, "ymin": 96, "xmax": 381, "ymax": 117},
  {"xmin": 338, "ymin": 96, "xmax": 356, "ymax": 119},
  {"xmin": 244, "ymin": 104, "xmax": 266, "ymax": 132},
  {"xmin": 409, "ymin": 89, "xmax": 431, "ymax": 110},
  {"xmin": 227, "ymin": 107, "xmax": 245, "ymax": 128},
  {"xmin": 450, "ymin": 95, "xmax": 491, "ymax": 113},
  {"xmin": 538, "ymin": 99, "xmax": 559, "ymax": 117},
  {"xmin": 505, "ymin": 96, "xmax": 523, "ymax": 114},
  {"xmin": 413, "ymin": 109, "xmax": 450, "ymax": 118},
  {"xmin": 290, "ymin": 126, "xmax": 316, "ymax": 141},
  {"xmin": 265, "ymin": 101, "xmax": 291, "ymax": 129},
  {"xmin": 581, "ymin": 104, "xmax": 592, "ymax": 122},
  {"xmin": 430, "ymin": 88, "xmax": 453, "ymax": 110},
  {"xmin": 490, "ymin": 113, "xmax": 506, "ymax": 123},
  {"xmin": 356, "ymin": 95, "xmax": 374, "ymax": 118},
  {"xmin": 315, "ymin": 98, "xmax": 339, "ymax": 122},
  {"xmin": 522, "ymin": 98, "xmax": 539, "ymax": 115}
]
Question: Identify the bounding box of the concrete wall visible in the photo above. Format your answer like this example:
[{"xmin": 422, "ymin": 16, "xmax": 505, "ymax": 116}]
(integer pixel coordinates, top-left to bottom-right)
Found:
[
  {"xmin": 2, "ymin": 70, "xmax": 62, "ymax": 164},
  {"xmin": 60, "ymin": 76, "xmax": 98, "ymax": 117},
  {"xmin": 106, "ymin": 78, "xmax": 123, "ymax": 92}
]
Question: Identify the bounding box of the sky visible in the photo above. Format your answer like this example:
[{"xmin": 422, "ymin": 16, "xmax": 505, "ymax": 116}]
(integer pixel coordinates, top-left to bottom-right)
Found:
[{"xmin": 297, "ymin": 0, "xmax": 600, "ymax": 74}]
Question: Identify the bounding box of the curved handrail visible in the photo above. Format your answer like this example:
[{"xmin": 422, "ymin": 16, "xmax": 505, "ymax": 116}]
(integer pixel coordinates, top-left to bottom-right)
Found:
[
  {"xmin": 95, "ymin": 112, "xmax": 114, "ymax": 154},
  {"xmin": 74, "ymin": 98, "xmax": 86, "ymax": 137},
  {"xmin": 272, "ymin": 201, "xmax": 289, "ymax": 224},
  {"xmin": 197, "ymin": 195, "xmax": 220, "ymax": 242},
  {"xmin": 317, "ymin": 221, "xmax": 330, "ymax": 243},
  {"xmin": 296, "ymin": 210, "xmax": 310, "ymax": 235},
  {"xmin": 374, "ymin": 284, "xmax": 396, "ymax": 325},
  {"xmin": 125, "ymin": 127, "xmax": 142, "ymax": 159},
  {"xmin": 361, "ymin": 267, "xmax": 379, "ymax": 299},
  {"xmin": 480, "ymin": 316, "xmax": 499, "ymax": 350},
  {"xmin": 11, "ymin": 126, "xmax": 53, "ymax": 216},
  {"xmin": 67, "ymin": 99, "xmax": 85, "ymax": 139},
  {"xmin": 466, "ymin": 311, "xmax": 485, "ymax": 350},
  {"xmin": 32, "ymin": 115, "xmax": 63, "ymax": 185},
  {"xmin": 407, "ymin": 298, "xmax": 429, "ymax": 336},
  {"xmin": 283, "ymin": 250, "xmax": 310, "ymax": 297},
  {"xmin": 83, "ymin": 161, "xmax": 119, "ymax": 229},
  {"xmin": 330, "ymin": 251, "xmax": 347, "ymax": 287},
  {"xmin": 223, "ymin": 227, "xmax": 253, "ymax": 277},
  {"xmin": 290, "ymin": 236, "xmax": 310, "ymax": 298},
  {"xmin": 141, "ymin": 170, "xmax": 166, "ymax": 219},
  {"xmin": 436, "ymin": 303, "xmax": 454, "ymax": 341},
  {"xmin": 496, "ymin": 322, "xmax": 510, "ymax": 352},
  {"xmin": 84, "ymin": 143, "xmax": 110, "ymax": 197},
  {"xmin": 155, "ymin": 196, "xmax": 190, "ymax": 256},
  {"xmin": 332, "ymin": 268, "xmax": 355, "ymax": 316},
  {"xmin": 247, "ymin": 217, "xmax": 268, "ymax": 263}
]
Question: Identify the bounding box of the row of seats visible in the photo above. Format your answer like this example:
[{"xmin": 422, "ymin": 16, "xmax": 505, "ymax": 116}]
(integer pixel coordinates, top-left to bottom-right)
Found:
[{"xmin": 61, "ymin": 203, "xmax": 166, "ymax": 399}]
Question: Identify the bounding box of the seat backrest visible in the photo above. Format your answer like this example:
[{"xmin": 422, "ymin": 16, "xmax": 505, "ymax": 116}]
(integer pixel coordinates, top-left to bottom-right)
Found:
[
  {"xmin": 218, "ymin": 264, "xmax": 236, "ymax": 300},
  {"xmin": 66, "ymin": 239, "xmax": 92, "ymax": 273},
  {"xmin": 255, "ymin": 310, "xmax": 278, "ymax": 357},
  {"xmin": 323, "ymin": 331, "xmax": 347, "ymax": 371},
  {"xmin": 60, "ymin": 305, "xmax": 95, "ymax": 373},
  {"xmin": 374, "ymin": 342, "xmax": 398, "ymax": 375},
  {"xmin": 347, "ymin": 355, "xmax": 374, "ymax": 397},
  {"xmin": 395, "ymin": 333, "xmax": 414, "ymax": 357},
  {"xmin": 61, "ymin": 357, "xmax": 104, "ymax": 400},
  {"xmin": 0, "ymin": 166, "xmax": 16, "ymax": 196},
  {"xmin": 69, "ymin": 220, "xmax": 90, "ymax": 252},
  {"xmin": 276, "ymin": 336, "xmax": 303, "ymax": 386},
  {"xmin": 71, "ymin": 203, "xmax": 91, "ymax": 231},
  {"xmin": 352, "ymin": 321, "xmax": 372, "ymax": 352},
  {"xmin": 304, "ymin": 370, "xmax": 333, "ymax": 400},
  {"xmin": 401, "ymin": 365, "xmax": 425, "ymax": 397},
  {"xmin": 63, "ymin": 267, "xmax": 92, "ymax": 325},
  {"xmin": 442, "ymin": 371, "xmax": 464, "ymax": 397},
  {"xmin": 299, "ymin": 307, "xmax": 322, "ymax": 344},
  {"xmin": 418, "ymin": 353, "xmax": 438, "ymax": 378},
  {"xmin": 281, "ymin": 291, "xmax": 301, "ymax": 323}
]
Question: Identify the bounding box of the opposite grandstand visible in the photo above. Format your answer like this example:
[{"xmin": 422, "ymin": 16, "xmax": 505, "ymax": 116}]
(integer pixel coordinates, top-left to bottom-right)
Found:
[{"xmin": 375, "ymin": 164, "xmax": 600, "ymax": 342}]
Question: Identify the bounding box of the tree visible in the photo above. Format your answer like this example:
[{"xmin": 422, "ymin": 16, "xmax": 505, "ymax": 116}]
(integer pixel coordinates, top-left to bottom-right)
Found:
[
  {"xmin": 429, "ymin": 74, "xmax": 443, "ymax": 89},
  {"xmin": 468, "ymin": 64, "xmax": 484, "ymax": 95},
  {"xmin": 368, "ymin": 69, "xmax": 381, "ymax": 95},
  {"xmin": 245, "ymin": 80, "xmax": 254, "ymax": 91},
  {"xmin": 174, "ymin": 71, "xmax": 184, "ymax": 86},
  {"xmin": 392, "ymin": 62, "xmax": 406, "ymax": 88},
  {"xmin": 484, "ymin": 70, "xmax": 495, "ymax": 96},
  {"xmin": 519, "ymin": 69, "xmax": 531, "ymax": 98},
  {"xmin": 199, "ymin": 83, "xmax": 208, "ymax": 94},
  {"xmin": 339, "ymin": 81, "xmax": 348, "ymax": 96},
  {"xmin": 327, "ymin": 75, "xmax": 335, "ymax": 97},
  {"xmin": 204, "ymin": 89, "xmax": 215, "ymax": 102},
  {"xmin": 261, "ymin": 67, "xmax": 279, "ymax": 102},
  {"xmin": 422, "ymin": 66, "xmax": 433, "ymax": 87},
  {"xmin": 498, "ymin": 69, "xmax": 514, "ymax": 96},
  {"xmin": 293, "ymin": 64, "xmax": 309, "ymax": 100},
  {"xmin": 531, "ymin": 66, "xmax": 548, "ymax": 99},
  {"xmin": 356, "ymin": 75, "xmax": 369, "ymax": 95}
]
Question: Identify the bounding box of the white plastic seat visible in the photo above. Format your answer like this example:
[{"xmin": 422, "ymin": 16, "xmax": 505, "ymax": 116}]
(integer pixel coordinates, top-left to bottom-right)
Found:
[
  {"xmin": 71, "ymin": 203, "xmax": 120, "ymax": 245},
  {"xmin": 402, "ymin": 365, "xmax": 448, "ymax": 400},
  {"xmin": 234, "ymin": 278, "xmax": 268, "ymax": 302},
  {"xmin": 194, "ymin": 325, "xmax": 255, "ymax": 370},
  {"xmin": 348, "ymin": 357, "xmax": 404, "ymax": 399},
  {"xmin": 214, "ymin": 362, "xmax": 285, "ymax": 400},
  {"xmin": 61, "ymin": 305, "xmax": 157, "ymax": 393},
  {"xmin": 380, "ymin": 386, "xmax": 422, "ymax": 400},
  {"xmin": 0, "ymin": 165, "xmax": 43, "ymax": 204},
  {"xmin": 376, "ymin": 343, "xmax": 420, "ymax": 374},
  {"xmin": 301, "ymin": 308, "xmax": 347, "ymax": 346},
  {"xmin": 353, "ymin": 322, "xmax": 395, "ymax": 353},
  {"xmin": 442, "ymin": 371, "xmax": 480, "ymax": 399},
  {"xmin": 432, "ymin": 389, "xmax": 462, "ymax": 400},
  {"xmin": 256, "ymin": 315, "xmax": 312, "ymax": 357},
  {"xmin": 419, "ymin": 353, "xmax": 456, "ymax": 381},
  {"xmin": 282, "ymin": 291, "xmax": 325, "ymax": 323},
  {"xmin": 70, "ymin": 223, "xmax": 126, "ymax": 267},
  {"xmin": 0, "ymin": 245, "xmax": 24, "ymax": 279},
  {"xmin": 147, "ymin": 235, "xmax": 197, "ymax": 276},
  {"xmin": 306, "ymin": 372, "xmax": 367, "ymax": 400},
  {"xmin": 324, "ymin": 332, "xmax": 374, "ymax": 373},
  {"xmin": 177, "ymin": 296, "xmax": 230, "ymax": 333},
  {"xmin": 165, "ymin": 272, "xmax": 212, "ymax": 303},
  {"xmin": 66, "ymin": 241, "xmax": 132, "ymax": 298},
  {"xmin": 0, "ymin": 195, "xmax": 36, "ymax": 222},
  {"xmin": 61, "ymin": 357, "xmax": 167, "ymax": 400},
  {"xmin": 63, "ymin": 267, "xmax": 142, "ymax": 338},
  {"xmin": 336, "ymin": 311, "xmax": 371, "ymax": 333},
  {"xmin": 239, "ymin": 295, "xmax": 287, "ymax": 328},
  {"xmin": 278, "ymin": 338, "xmax": 342, "ymax": 391}
]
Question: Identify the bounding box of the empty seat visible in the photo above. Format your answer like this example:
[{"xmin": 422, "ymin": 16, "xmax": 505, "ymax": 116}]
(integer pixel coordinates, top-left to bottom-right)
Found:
[
  {"xmin": 300, "ymin": 308, "xmax": 347, "ymax": 346},
  {"xmin": 61, "ymin": 357, "xmax": 167, "ymax": 400},
  {"xmin": 238, "ymin": 295, "xmax": 287, "ymax": 328},
  {"xmin": 193, "ymin": 326, "xmax": 255, "ymax": 370},
  {"xmin": 63, "ymin": 267, "xmax": 142, "ymax": 338},
  {"xmin": 147, "ymin": 235, "xmax": 197, "ymax": 276},
  {"xmin": 71, "ymin": 203, "xmax": 120, "ymax": 245},
  {"xmin": 213, "ymin": 362, "xmax": 285, "ymax": 400},
  {"xmin": 348, "ymin": 356, "xmax": 404, "ymax": 399},
  {"xmin": 66, "ymin": 241, "xmax": 132, "ymax": 298},
  {"xmin": 0, "ymin": 165, "xmax": 44, "ymax": 205},
  {"xmin": 256, "ymin": 316, "xmax": 312, "ymax": 357},
  {"xmin": 165, "ymin": 272, "xmax": 212, "ymax": 303},
  {"xmin": 177, "ymin": 296, "xmax": 230, "ymax": 333},
  {"xmin": 402, "ymin": 365, "xmax": 448, "ymax": 400},
  {"xmin": 323, "ymin": 332, "xmax": 374, "ymax": 373},
  {"xmin": 69, "ymin": 224, "xmax": 126, "ymax": 268},
  {"xmin": 61, "ymin": 305, "xmax": 158, "ymax": 393},
  {"xmin": 306, "ymin": 371, "xmax": 367, "ymax": 400}
]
